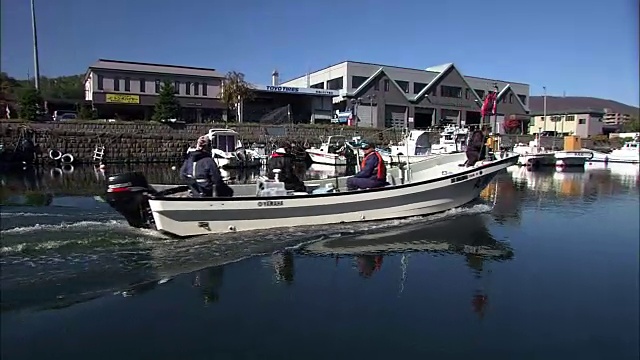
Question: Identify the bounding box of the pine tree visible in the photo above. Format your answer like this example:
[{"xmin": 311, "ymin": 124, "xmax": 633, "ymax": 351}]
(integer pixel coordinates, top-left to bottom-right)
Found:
[
  {"xmin": 18, "ymin": 87, "xmax": 44, "ymax": 121},
  {"xmin": 152, "ymin": 80, "xmax": 180, "ymax": 122}
]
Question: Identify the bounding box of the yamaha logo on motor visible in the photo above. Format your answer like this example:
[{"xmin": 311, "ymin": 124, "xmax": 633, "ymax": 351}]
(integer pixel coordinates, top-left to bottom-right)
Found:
[{"xmin": 257, "ymin": 200, "xmax": 284, "ymax": 207}]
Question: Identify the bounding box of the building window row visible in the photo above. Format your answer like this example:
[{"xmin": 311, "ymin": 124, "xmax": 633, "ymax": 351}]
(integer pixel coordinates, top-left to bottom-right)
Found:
[{"xmin": 96, "ymin": 74, "xmax": 207, "ymax": 96}]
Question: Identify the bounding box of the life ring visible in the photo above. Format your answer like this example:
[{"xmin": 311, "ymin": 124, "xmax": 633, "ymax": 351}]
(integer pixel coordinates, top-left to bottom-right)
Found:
[
  {"xmin": 60, "ymin": 153, "xmax": 74, "ymax": 163},
  {"xmin": 49, "ymin": 149, "xmax": 62, "ymax": 160},
  {"xmin": 50, "ymin": 168, "xmax": 63, "ymax": 178},
  {"xmin": 62, "ymin": 164, "xmax": 74, "ymax": 174}
]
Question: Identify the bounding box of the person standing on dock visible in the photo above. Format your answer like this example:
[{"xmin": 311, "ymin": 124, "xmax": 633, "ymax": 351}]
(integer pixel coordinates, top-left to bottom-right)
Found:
[{"xmin": 346, "ymin": 141, "xmax": 388, "ymax": 190}]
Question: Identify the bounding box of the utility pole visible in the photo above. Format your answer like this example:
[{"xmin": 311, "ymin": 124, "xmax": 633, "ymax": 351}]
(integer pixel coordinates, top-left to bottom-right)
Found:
[
  {"xmin": 542, "ymin": 86, "xmax": 547, "ymax": 136},
  {"xmin": 30, "ymin": 0, "xmax": 41, "ymax": 90}
]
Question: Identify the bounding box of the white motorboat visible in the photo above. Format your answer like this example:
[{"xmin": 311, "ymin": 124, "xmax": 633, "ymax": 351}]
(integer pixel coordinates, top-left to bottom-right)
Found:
[
  {"xmin": 306, "ymin": 135, "xmax": 355, "ymax": 166},
  {"xmin": 186, "ymin": 128, "xmax": 262, "ymax": 169},
  {"xmin": 430, "ymin": 125, "xmax": 469, "ymax": 155},
  {"xmin": 510, "ymin": 138, "xmax": 556, "ymax": 167},
  {"xmin": 380, "ymin": 130, "xmax": 438, "ymax": 165},
  {"xmin": 584, "ymin": 139, "xmax": 639, "ymax": 164},
  {"xmin": 105, "ymin": 153, "xmax": 519, "ymax": 237}
]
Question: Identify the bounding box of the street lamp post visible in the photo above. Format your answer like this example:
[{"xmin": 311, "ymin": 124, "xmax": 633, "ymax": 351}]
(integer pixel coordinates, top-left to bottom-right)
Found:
[
  {"xmin": 367, "ymin": 94, "xmax": 376, "ymax": 130},
  {"xmin": 30, "ymin": 0, "xmax": 41, "ymax": 90}
]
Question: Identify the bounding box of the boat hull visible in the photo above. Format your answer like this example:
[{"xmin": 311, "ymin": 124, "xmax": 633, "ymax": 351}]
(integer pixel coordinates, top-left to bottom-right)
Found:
[
  {"xmin": 553, "ymin": 150, "xmax": 593, "ymax": 167},
  {"xmin": 584, "ymin": 149, "xmax": 639, "ymax": 164},
  {"xmin": 517, "ymin": 154, "xmax": 556, "ymax": 167},
  {"xmin": 306, "ymin": 149, "xmax": 347, "ymax": 166},
  {"xmin": 147, "ymin": 156, "xmax": 517, "ymax": 237}
]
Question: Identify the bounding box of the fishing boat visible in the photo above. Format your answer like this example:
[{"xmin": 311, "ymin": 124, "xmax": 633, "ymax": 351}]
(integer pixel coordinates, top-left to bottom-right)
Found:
[
  {"xmin": 104, "ymin": 152, "xmax": 519, "ymax": 237},
  {"xmin": 430, "ymin": 125, "xmax": 469, "ymax": 155},
  {"xmin": 186, "ymin": 128, "xmax": 262, "ymax": 169},
  {"xmin": 509, "ymin": 137, "xmax": 556, "ymax": 167},
  {"xmin": 379, "ymin": 130, "xmax": 438, "ymax": 165},
  {"xmin": 552, "ymin": 150, "xmax": 593, "ymax": 167},
  {"xmin": 305, "ymin": 135, "xmax": 356, "ymax": 166}
]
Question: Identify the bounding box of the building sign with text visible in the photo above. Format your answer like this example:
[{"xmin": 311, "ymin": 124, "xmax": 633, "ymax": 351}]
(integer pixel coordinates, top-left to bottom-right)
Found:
[
  {"xmin": 254, "ymin": 85, "xmax": 338, "ymax": 96},
  {"xmin": 106, "ymin": 94, "xmax": 140, "ymax": 104}
]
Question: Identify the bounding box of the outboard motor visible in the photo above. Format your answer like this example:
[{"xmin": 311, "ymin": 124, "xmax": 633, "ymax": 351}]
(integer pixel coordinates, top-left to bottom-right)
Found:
[{"xmin": 105, "ymin": 172, "xmax": 157, "ymax": 228}]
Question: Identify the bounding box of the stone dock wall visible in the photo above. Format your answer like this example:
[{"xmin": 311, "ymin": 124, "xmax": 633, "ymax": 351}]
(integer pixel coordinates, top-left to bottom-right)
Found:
[
  {"xmin": 0, "ymin": 120, "xmax": 607, "ymax": 164},
  {"xmin": 0, "ymin": 121, "xmax": 411, "ymax": 164}
]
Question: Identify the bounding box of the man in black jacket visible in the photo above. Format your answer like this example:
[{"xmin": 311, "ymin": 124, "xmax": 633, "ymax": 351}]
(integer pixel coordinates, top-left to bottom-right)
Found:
[
  {"xmin": 180, "ymin": 136, "xmax": 233, "ymax": 197},
  {"xmin": 266, "ymin": 141, "xmax": 306, "ymax": 192}
]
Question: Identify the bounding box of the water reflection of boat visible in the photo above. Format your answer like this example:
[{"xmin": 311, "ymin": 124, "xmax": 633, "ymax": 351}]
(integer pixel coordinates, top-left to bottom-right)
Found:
[
  {"xmin": 584, "ymin": 162, "xmax": 640, "ymax": 189},
  {"xmin": 508, "ymin": 166, "xmax": 587, "ymax": 196},
  {"xmin": 299, "ymin": 214, "xmax": 511, "ymax": 317},
  {"xmin": 299, "ymin": 215, "xmax": 513, "ymax": 262}
]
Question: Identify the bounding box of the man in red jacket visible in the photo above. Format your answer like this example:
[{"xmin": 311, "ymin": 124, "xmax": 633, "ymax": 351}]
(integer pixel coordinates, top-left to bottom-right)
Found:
[{"xmin": 347, "ymin": 141, "xmax": 388, "ymax": 190}]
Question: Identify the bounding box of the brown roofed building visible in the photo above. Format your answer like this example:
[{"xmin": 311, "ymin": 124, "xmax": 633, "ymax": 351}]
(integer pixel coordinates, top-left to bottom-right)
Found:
[{"xmin": 84, "ymin": 59, "xmax": 227, "ymax": 122}]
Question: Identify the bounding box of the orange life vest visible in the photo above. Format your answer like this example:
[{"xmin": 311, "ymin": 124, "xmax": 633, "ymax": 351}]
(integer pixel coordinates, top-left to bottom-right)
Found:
[{"xmin": 361, "ymin": 151, "xmax": 386, "ymax": 181}]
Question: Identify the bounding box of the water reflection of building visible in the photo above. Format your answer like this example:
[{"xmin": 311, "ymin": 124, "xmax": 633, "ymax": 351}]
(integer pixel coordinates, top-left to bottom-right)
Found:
[{"xmin": 508, "ymin": 164, "xmax": 639, "ymax": 198}]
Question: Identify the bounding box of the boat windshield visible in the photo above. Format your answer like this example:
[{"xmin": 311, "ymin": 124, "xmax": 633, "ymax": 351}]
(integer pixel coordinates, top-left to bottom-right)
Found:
[{"xmin": 216, "ymin": 134, "xmax": 237, "ymax": 152}]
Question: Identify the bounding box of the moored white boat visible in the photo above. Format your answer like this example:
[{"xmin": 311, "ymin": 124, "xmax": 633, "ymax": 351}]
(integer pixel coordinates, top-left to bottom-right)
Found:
[
  {"xmin": 553, "ymin": 150, "xmax": 594, "ymax": 167},
  {"xmin": 105, "ymin": 153, "xmax": 519, "ymax": 237},
  {"xmin": 430, "ymin": 125, "xmax": 469, "ymax": 155},
  {"xmin": 510, "ymin": 138, "xmax": 556, "ymax": 167},
  {"xmin": 306, "ymin": 135, "xmax": 354, "ymax": 166},
  {"xmin": 186, "ymin": 128, "xmax": 262, "ymax": 169},
  {"xmin": 375, "ymin": 129, "xmax": 437, "ymax": 165},
  {"xmin": 583, "ymin": 139, "xmax": 639, "ymax": 164}
]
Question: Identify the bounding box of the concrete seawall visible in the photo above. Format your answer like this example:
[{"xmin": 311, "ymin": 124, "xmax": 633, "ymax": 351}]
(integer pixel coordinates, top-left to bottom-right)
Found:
[{"xmin": 0, "ymin": 121, "xmax": 410, "ymax": 164}]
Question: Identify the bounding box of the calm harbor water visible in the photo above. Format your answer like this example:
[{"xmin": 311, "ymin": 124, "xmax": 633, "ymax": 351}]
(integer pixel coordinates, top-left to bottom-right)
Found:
[{"xmin": 1, "ymin": 162, "xmax": 638, "ymax": 359}]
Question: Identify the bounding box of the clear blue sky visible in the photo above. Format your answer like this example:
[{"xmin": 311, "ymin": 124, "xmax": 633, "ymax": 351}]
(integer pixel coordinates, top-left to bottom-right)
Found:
[{"xmin": 1, "ymin": 0, "xmax": 638, "ymax": 106}]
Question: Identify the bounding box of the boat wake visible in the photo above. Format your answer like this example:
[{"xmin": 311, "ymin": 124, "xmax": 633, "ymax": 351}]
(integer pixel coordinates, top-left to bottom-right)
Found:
[{"xmin": 0, "ymin": 201, "xmax": 493, "ymax": 312}]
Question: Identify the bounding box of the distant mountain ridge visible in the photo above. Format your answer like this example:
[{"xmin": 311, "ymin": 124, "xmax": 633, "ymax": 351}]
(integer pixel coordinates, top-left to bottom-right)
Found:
[{"xmin": 529, "ymin": 96, "xmax": 639, "ymax": 117}]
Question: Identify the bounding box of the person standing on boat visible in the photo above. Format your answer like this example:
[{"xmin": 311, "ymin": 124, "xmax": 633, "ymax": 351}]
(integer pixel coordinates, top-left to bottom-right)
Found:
[
  {"xmin": 464, "ymin": 127, "xmax": 489, "ymax": 166},
  {"xmin": 180, "ymin": 136, "xmax": 233, "ymax": 197},
  {"xmin": 346, "ymin": 141, "xmax": 388, "ymax": 190},
  {"xmin": 267, "ymin": 141, "xmax": 306, "ymax": 192}
]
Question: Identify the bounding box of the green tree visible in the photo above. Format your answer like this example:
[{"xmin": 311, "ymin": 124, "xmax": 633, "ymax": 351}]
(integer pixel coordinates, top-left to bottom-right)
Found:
[
  {"xmin": 622, "ymin": 117, "xmax": 640, "ymax": 132},
  {"xmin": 220, "ymin": 71, "xmax": 254, "ymax": 124},
  {"xmin": 77, "ymin": 103, "xmax": 96, "ymax": 120},
  {"xmin": 152, "ymin": 80, "xmax": 181, "ymax": 122},
  {"xmin": 18, "ymin": 87, "xmax": 44, "ymax": 121}
]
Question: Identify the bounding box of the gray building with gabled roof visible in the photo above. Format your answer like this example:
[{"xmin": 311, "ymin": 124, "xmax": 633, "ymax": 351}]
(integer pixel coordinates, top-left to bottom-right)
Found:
[{"xmin": 280, "ymin": 61, "xmax": 530, "ymax": 132}]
